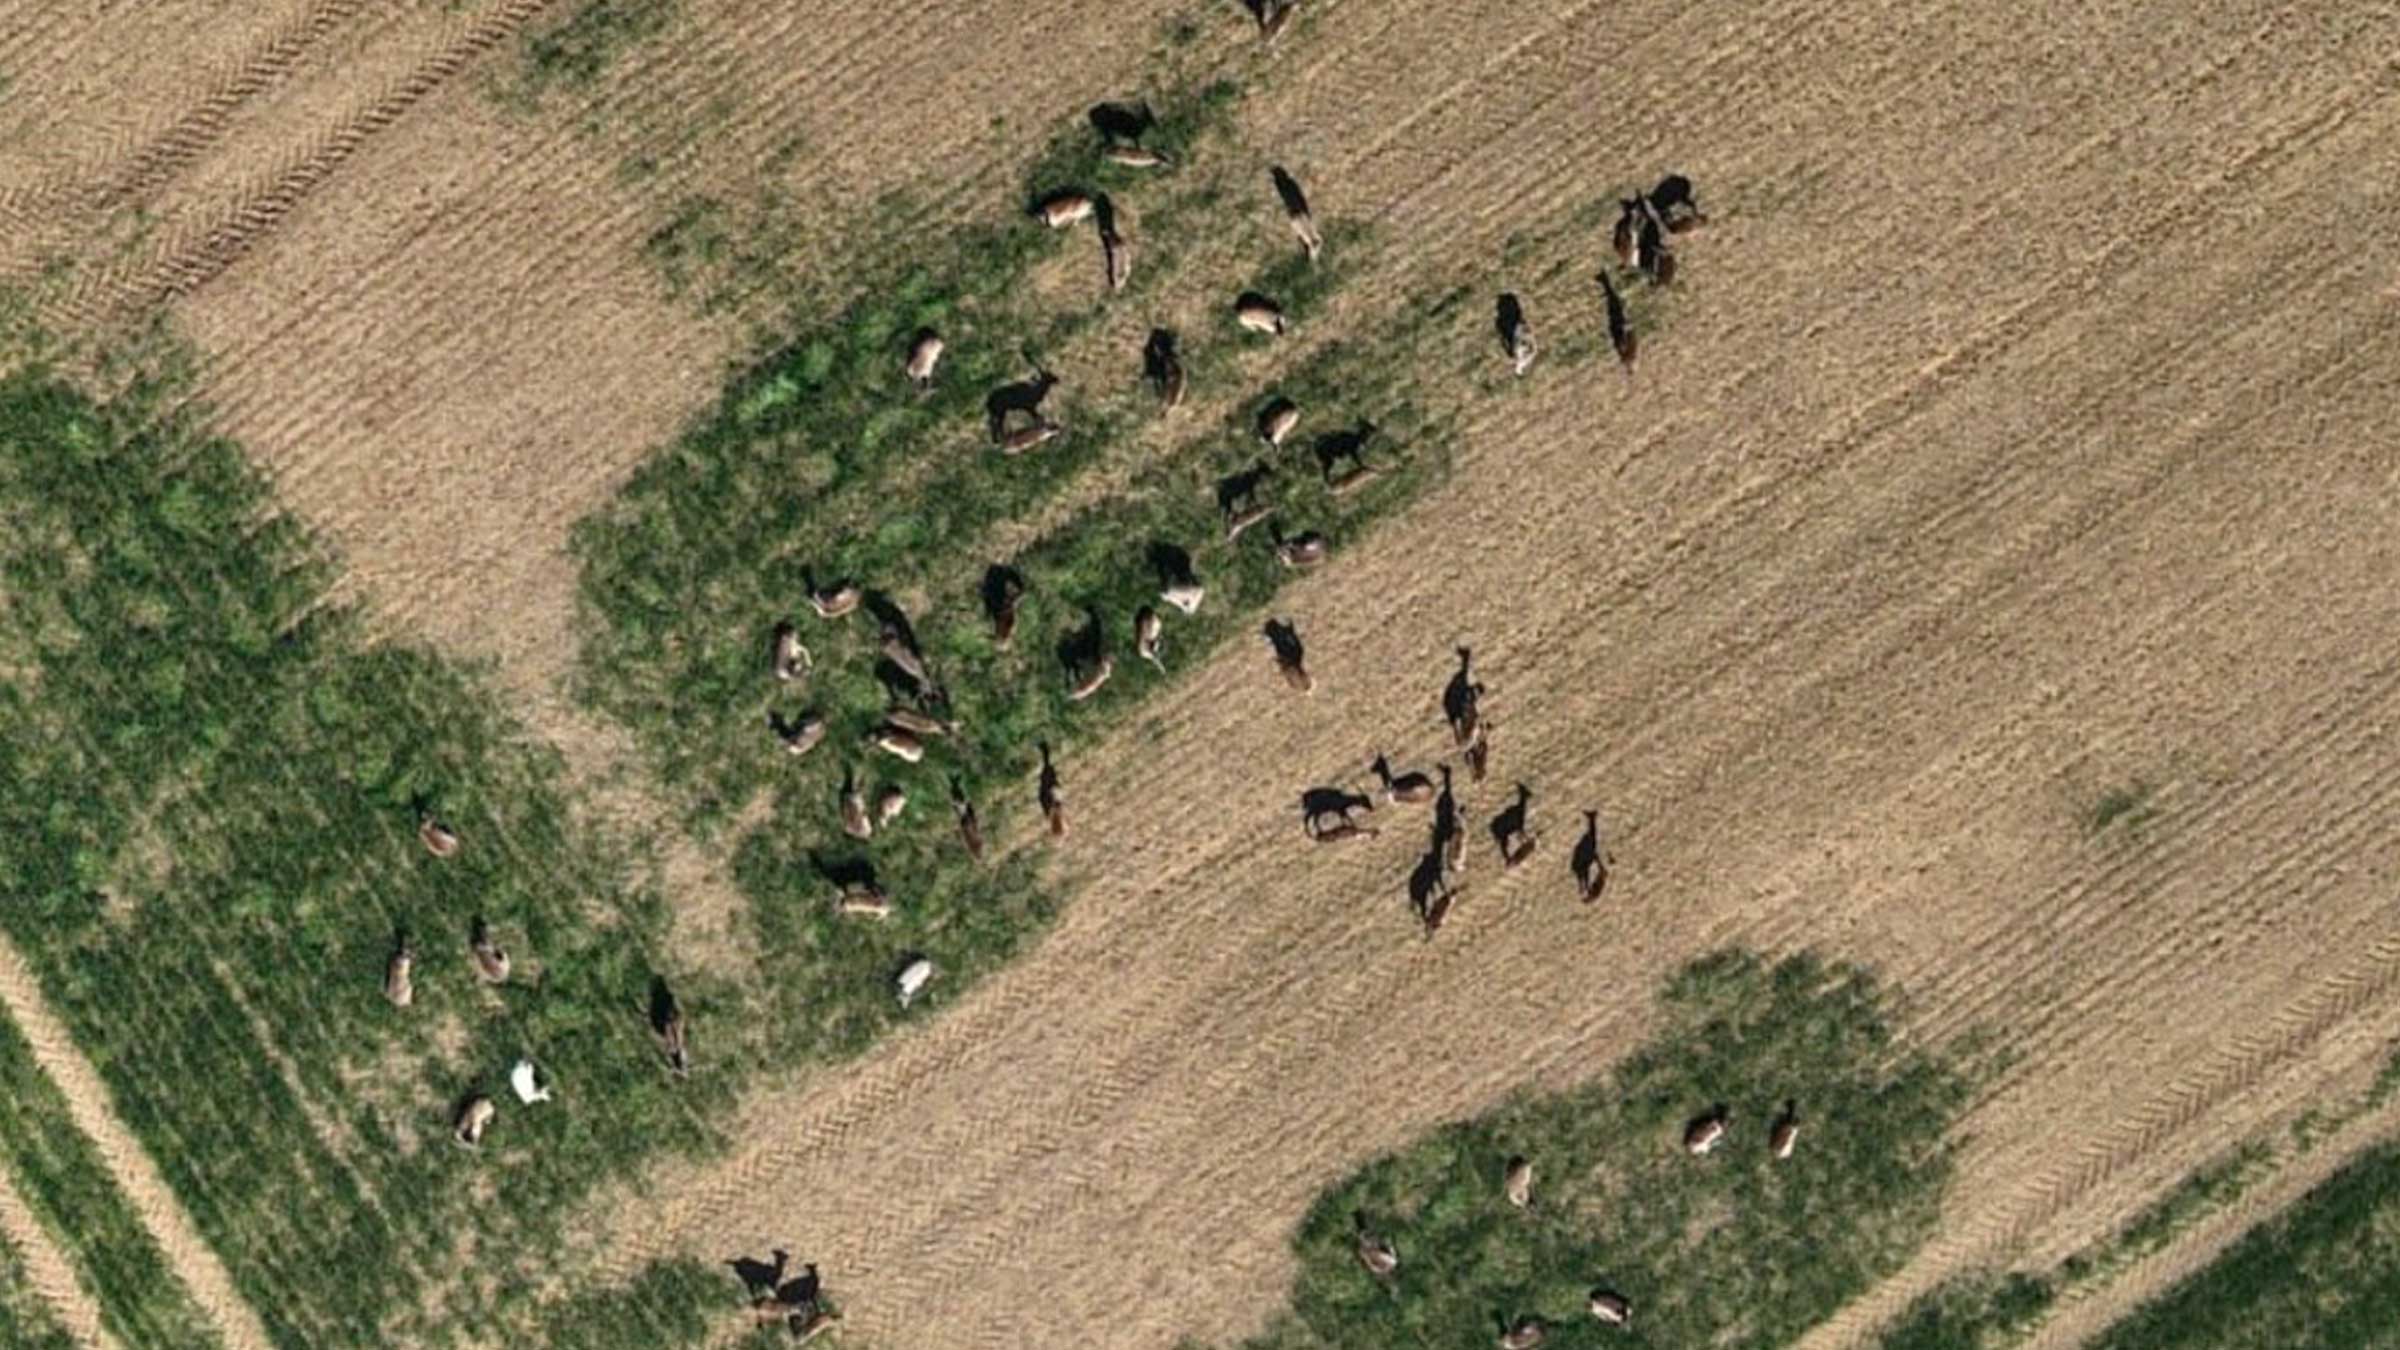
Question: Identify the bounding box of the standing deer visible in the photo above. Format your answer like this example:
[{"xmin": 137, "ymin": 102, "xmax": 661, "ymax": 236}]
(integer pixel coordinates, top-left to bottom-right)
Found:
[
  {"xmin": 1597, "ymin": 270, "xmax": 1636, "ymax": 375},
  {"xmin": 650, "ymin": 977, "xmax": 690, "ymax": 1077},
  {"xmin": 1037, "ymin": 741, "xmax": 1066, "ymax": 838},
  {"xmin": 1269, "ymin": 165, "xmax": 1323, "ymax": 261},
  {"xmin": 452, "ymin": 1094, "xmax": 495, "ymax": 1149},
  {"xmin": 904, "ymin": 329, "xmax": 944, "ymax": 391},
  {"xmin": 1311, "ymin": 421, "xmax": 1378, "ymax": 490},
  {"xmin": 1263, "ymin": 618, "xmax": 1315, "ymax": 695},
  {"xmin": 1371, "ymin": 753, "xmax": 1435, "ymax": 805},
  {"xmin": 1490, "ymin": 783, "xmax": 1536, "ymax": 869},
  {"xmin": 1770, "ymin": 1100, "xmax": 1801, "ymax": 1160},
  {"xmin": 1434, "ymin": 762, "xmax": 1466, "ymax": 878},
  {"xmin": 469, "ymin": 916, "xmax": 511, "ymax": 984},
  {"xmin": 1572, "ymin": 809, "xmax": 1615, "ymax": 903},
  {"xmin": 985, "ymin": 364, "xmax": 1060, "ymax": 444},
  {"xmin": 1443, "ymin": 646, "xmax": 1485, "ymax": 747},
  {"xmin": 1217, "ymin": 458, "xmax": 1278, "ymax": 542},
  {"xmin": 384, "ymin": 934, "xmax": 414, "ymax": 1008},
  {"xmin": 1411, "ymin": 848, "xmax": 1461, "ymax": 937},
  {"xmin": 1302, "ymin": 787, "xmax": 1377, "ymax": 840},
  {"xmin": 949, "ymin": 776, "xmax": 985, "ymax": 862}
]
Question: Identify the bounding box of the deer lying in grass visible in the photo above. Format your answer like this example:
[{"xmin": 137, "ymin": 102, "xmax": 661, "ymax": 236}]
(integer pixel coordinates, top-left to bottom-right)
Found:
[
  {"xmin": 882, "ymin": 704, "xmax": 956, "ymax": 739},
  {"xmin": 1134, "ymin": 606, "xmax": 1164, "ymax": 672},
  {"xmin": 1031, "ymin": 191, "xmax": 1095, "ymax": 229},
  {"xmin": 1597, "ymin": 271, "xmax": 1636, "ymax": 375},
  {"xmin": 1771, "ymin": 1100, "xmax": 1801, "ymax": 1160},
  {"xmin": 1257, "ymin": 397, "xmax": 1300, "ymax": 448},
  {"xmin": 469, "ymin": 916, "xmax": 510, "ymax": 983},
  {"xmin": 1504, "ymin": 1155, "xmax": 1534, "ymax": 1209},
  {"xmin": 805, "ymin": 577, "xmax": 861, "ymax": 620},
  {"xmin": 1263, "ymin": 618, "xmax": 1315, "ymax": 694},
  {"xmin": 879, "ymin": 622, "xmax": 931, "ymax": 687},
  {"xmin": 651, "ymin": 977, "xmax": 690, "ymax": 1077},
  {"xmin": 509, "ymin": 1059, "xmax": 551, "ymax": 1105},
  {"xmin": 1235, "ymin": 292, "xmax": 1287, "ymax": 336},
  {"xmin": 1161, "ymin": 579, "xmax": 1205, "ymax": 614},
  {"xmin": 1354, "ymin": 1212, "xmax": 1399, "ymax": 1275},
  {"xmin": 840, "ymin": 768, "xmax": 874, "ymax": 841},
  {"xmin": 1684, "ymin": 1106, "xmax": 1730, "ymax": 1156},
  {"xmin": 1038, "ymin": 741, "xmax": 1066, "ymax": 838},
  {"xmin": 1067, "ymin": 650, "xmax": 1114, "ymax": 702},
  {"xmin": 1589, "ymin": 1290, "xmax": 1632, "ymax": 1327},
  {"xmin": 835, "ymin": 881, "xmax": 892, "ymax": 920},
  {"xmin": 771, "ymin": 710, "xmax": 826, "ymax": 758},
  {"xmin": 866, "ymin": 725, "xmax": 926, "ymax": 764},
  {"xmin": 1371, "ymin": 753, "xmax": 1435, "ymax": 805},
  {"xmin": 453, "ymin": 1094, "xmax": 495, "ymax": 1149},
  {"xmin": 1102, "ymin": 142, "xmax": 1170, "ymax": 168},
  {"xmin": 384, "ymin": 935, "xmax": 414, "ymax": 1008},
  {"xmin": 419, "ymin": 813, "xmax": 460, "ymax": 859},
  {"xmin": 772, "ymin": 622, "xmax": 811, "ymax": 683},
  {"xmin": 1218, "ymin": 458, "xmax": 1278, "ymax": 542},
  {"xmin": 1273, "ymin": 526, "xmax": 1328, "ymax": 569},
  {"xmin": 950, "ymin": 776, "xmax": 985, "ymax": 862},
  {"xmin": 999, "ymin": 418, "xmax": 1063, "ymax": 456},
  {"xmin": 875, "ymin": 786, "xmax": 908, "ymax": 828},
  {"xmin": 1102, "ymin": 223, "xmax": 1134, "ymax": 292},
  {"xmin": 1500, "ymin": 1315, "xmax": 1548, "ymax": 1349},
  {"xmin": 895, "ymin": 956, "xmax": 936, "ymax": 1008},
  {"xmin": 905, "ymin": 329, "xmax": 944, "ymax": 392}
]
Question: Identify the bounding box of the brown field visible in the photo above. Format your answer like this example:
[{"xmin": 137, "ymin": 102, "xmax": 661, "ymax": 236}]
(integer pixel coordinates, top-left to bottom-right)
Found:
[{"xmin": 4, "ymin": 0, "xmax": 2398, "ymax": 1346}]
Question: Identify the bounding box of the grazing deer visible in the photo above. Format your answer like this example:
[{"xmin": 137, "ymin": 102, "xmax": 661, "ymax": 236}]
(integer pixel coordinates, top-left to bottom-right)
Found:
[
  {"xmin": 805, "ymin": 576, "xmax": 861, "ymax": 620},
  {"xmin": 905, "ymin": 329, "xmax": 944, "ymax": 391},
  {"xmin": 452, "ymin": 1094, "xmax": 494, "ymax": 1149},
  {"xmin": 651, "ymin": 977, "xmax": 690, "ymax": 1077},
  {"xmin": 1491, "ymin": 783, "xmax": 1536, "ymax": 869},
  {"xmin": 950, "ymin": 776, "xmax": 985, "ymax": 862},
  {"xmin": 1257, "ymin": 397, "xmax": 1300, "ymax": 449},
  {"xmin": 998, "ymin": 418, "xmax": 1063, "ymax": 456},
  {"xmin": 1649, "ymin": 172, "xmax": 1706, "ymax": 232},
  {"xmin": 1500, "ymin": 1315, "xmax": 1548, "ymax": 1349},
  {"xmin": 1273, "ymin": 526, "xmax": 1328, "ymax": 569},
  {"xmin": 1302, "ymin": 787, "xmax": 1376, "ymax": 840},
  {"xmin": 985, "ymin": 568, "xmax": 1026, "ymax": 650},
  {"xmin": 1102, "ymin": 224, "xmax": 1133, "ymax": 292},
  {"xmin": 840, "ymin": 768, "xmax": 874, "ymax": 841},
  {"xmin": 1160, "ymin": 580, "xmax": 1205, "ymax": 615},
  {"xmin": 1134, "ymin": 606, "xmax": 1165, "ymax": 672},
  {"xmin": 1589, "ymin": 1289, "xmax": 1632, "ymax": 1327},
  {"xmin": 419, "ymin": 813, "xmax": 461, "ymax": 859},
  {"xmin": 1770, "ymin": 1100, "xmax": 1801, "ymax": 1160},
  {"xmin": 1433, "ymin": 762, "xmax": 1466, "ymax": 878},
  {"xmin": 1038, "ymin": 741, "xmax": 1066, "ymax": 838},
  {"xmin": 882, "ymin": 704, "xmax": 956, "ymax": 739},
  {"xmin": 1031, "ymin": 191, "xmax": 1095, "ymax": 229},
  {"xmin": 772, "ymin": 622, "xmax": 811, "ymax": 683},
  {"xmin": 1496, "ymin": 293, "xmax": 1536, "ymax": 377},
  {"xmin": 1217, "ymin": 458, "xmax": 1278, "ymax": 542},
  {"xmin": 1443, "ymin": 646, "xmax": 1485, "ymax": 746},
  {"xmin": 1573, "ymin": 809, "xmax": 1615, "ymax": 903},
  {"xmin": 384, "ymin": 935, "xmax": 414, "ymax": 1008},
  {"xmin": 770, "ymin": 709, "xmax": 826, "ymax": 758},
  {"xmin": 1263, "ymin": 618, "xmax": 1315, "ymax": 695},
  {"xmin": 1371, "ymin": 753, "xmax": 1435, "ymax": 805},
  {"xmin": 1352, "ymin": 1212, "xmax": 1398, "ymax": 1276},
  {"xmin": 1102, "ymin": 143, "xmax": 1170, "ymax": 168},
  {"xmin": 1144, "ymin": 329, "xmax": 1186, "ymax": 412},
  {"xmin": 1504, "ymin": 1155, "xmax": 1534, "ymax": 1209},
  {"xmin": 895, "ymin": 956, "xmax": 935, "ymax": 1008},
  {"xmin": 1597, "ymin": 271, "xmax": 1636, "ymax": 375},
  {"xmin": 469, "ymin": 916, "xmax": 511, "ymax": 984},
  {"xmin": 1067, "ymin": 650, "xmax": 1114, "ymax": 702},
  {"xmin": 866, "ymin": 725, "xmax": 926, "ymax": 764},
  {"xmin": 1684, "ymin": 1106, "xmax": 1730, "ymax": 1156},
  {"xmin": 835, "ymin": 881, "xmax": 892, "ymax": 920},
  {"xmin": 1235, "ymin": 292, "xmax": 1287, "ymax": 336},
  {"xmin": 1636, "ymin": 208, "xmax": 1676, "ymax": 286},
  {"xmin": 1269, "ymin": 166, "xmax": 1322, "ymax": 262},
  {"xmin": 875, "ymin": 785, "xmax": 908, "ymax": 827}
]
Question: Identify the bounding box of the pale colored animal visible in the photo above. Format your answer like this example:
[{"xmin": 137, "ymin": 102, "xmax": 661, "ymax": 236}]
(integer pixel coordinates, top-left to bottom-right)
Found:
[
  {"xmin": 1371, "ymin": 753, "xmax": 1435, "ymax": 805},
  {"xmin": 878, "ymin": 623, "xmax": 931, "ymax": 688},
  {"xmin": 1274, "ymin": 529, "xmax": 1328, "ymax": 568},
  {"xmin": 895, "ymin": 957, "xmax": 935, "ymax": 1008},
  {"xmin": 1160, "ymin": 581, "xmax": 1205, "ymax": 615},
  {"xmin": 1771, "ymin": 1101, "xmax": 1801, "ymax": 1160},
  {"xmin": 1685, "ymin": 1109, "xmax": 1730, "ymax": 1156},
  {"xmin": 452, "ymin": 1095, "xmax": 494, "ymax": 1148},
  {"xmin": 469, "ymin": 917, "xmax": 510, "ymax": 984},
  {"xmin": 1257, "ymin": 398, "xmax": 1300, "ymax": 448},
  {"xmin": 806, "ymin": 581, "xmax": 860, "ymax": 620},
  {"xmin": 998, "ymin": 418, "xmax": 1063, "ymax": 456},
  {"xmin": 772, "ymin": 622, "xmax": 811, "ymax": 683},
  {"xmin": 1134, "ymin": 606, "xmax": 1164, "ymax": 672},
  {"xmin": 875, "ymin": 785, "xmax": 908, "ymax": 827},
  {"xmin": 882, "ymin": 705, "xmax": 956, "ymax": 739},
  {"xmin": 905, "ymin": 330, "xmax": 944, "ymax": 391},
  {"xmin": 419, "ymin": 814, "xmax": 460, "ymax": 859},
  {"xmin": 1033, "ymin": 192, "xmax": 1094, "ymax": 228},
  {"xmin": 1589, "ymin": 1290, "xmax": 1632, "ymax": 1327},
  {"xmin": 772, "ymin": 710, "xmax": 826, "ymax": 758},
  {"xmin": 509, "ymin": 1058, "xmax": 551, "ymax": 1105},
  {"xmin": 384, "ymin": 939, "xmax": 414, "ymax": 1008},
  {"xmin": 840, "ymin": 773, "xmax": 874, "ymax": 841},
  {"xmin": 1500, "ymin": 1316, "xmax": 1547, "ymax": 1350},
  {"xmin": 1235, "ymin": 293, "xmax": 1287, "ymax": 335},
  {"xmin": 1102, "ymin": 227, "xmax": 1133, "ymax": 292},
  {"xmin": 1504, "ymin": 1155, "xmax": 1533, "ymax": 1209},
  {"xmin": 1101, "ymin": 143, "xmax": 1169, "ymax": 168},
  {"xmin": 1259, "ymin": 0, "xmax": 1300, "ymax": 44},
  {"xmin": 867, "ymin": 725, "xmax": 926, "ymax": 764},
  {"xmin": 835, "ymin": 882, "xmax": 892, "ymax": 920},
  {"xmin": 1355, "ymin": 1216, "xmax": 1399, "ymax": 1276},
  {"xmin": 1067, "ymin": 651, "xmax": 1114, "ymax": 702}
]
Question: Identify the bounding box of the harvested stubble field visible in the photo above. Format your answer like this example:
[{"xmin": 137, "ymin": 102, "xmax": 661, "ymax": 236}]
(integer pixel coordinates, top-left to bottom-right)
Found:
[{"xmin": 1, "ymin": 0, "xmax": 2399, "ymax": 1347}]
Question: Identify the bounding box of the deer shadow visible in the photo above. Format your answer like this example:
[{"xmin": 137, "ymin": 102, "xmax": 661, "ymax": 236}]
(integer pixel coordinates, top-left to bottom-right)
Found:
[
  {"xmin": 1300, "ymin": 784, "xmax": 1374, "ymax": 827},
  {"xmin": 861, "ymin": 590, "xmax": 920, "ymax": 648},
  {"xmin": 1309, "ymin": 421, "xmax": 1376, "ymax": 482},
  {"xmin": 1269, "ymin": 164, "xmax": 1312, "ymax": 219},
  {"xmin": 1649, "ymin": 172, "xmax": 1696, "ymax": 216},
  {"xmin": 985, "ymin": 367, "xmax": 1059, "ymax": 440},
  {"xmin": 1147, "ymin": 540, "xmax": 1199, "ymax": 590},
  {"xmin": 807, "ymin": 850, "xmax": 880, "ymax": 893},
  {"xmin": 1037, "ymin": 741, "xmax": 1063, "ymax": 807},
  {"xmin": 873, "ymin": 657, "xmax": 934, "ymax": 707},
  {"xmin": 1216, "ymin": 458, "xmax": 1278, "ymax": 516},
  {"xmin": 1088, "ymin": 100, "xmax": 1155, "ymax": 142},
  {"xmin": 1262, "ymin": 617, "xmax": 1307, "ymax": 669},
  {"xmin": 1406, "ymin": 847, "xmax": 1453, "ymax": 918},
  {"xmin": 1495, "ymin": 292, "xmax": 1528, "ymax": 357},
  {"xmin": 1092, "ymin": 191, "xmax": 1120, "ymax": 238},
  {"xmin": 646, "ymin": 975, "xmax": 682, "ymax": 1038}
]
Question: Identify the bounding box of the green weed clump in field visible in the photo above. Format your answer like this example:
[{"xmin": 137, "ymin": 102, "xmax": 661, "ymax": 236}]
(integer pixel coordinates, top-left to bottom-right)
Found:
[
  {"xmin": 503, "ymin": 0, "xmax": 681, "ymax": 110},
  {"xmin": 1225, "ymin": 952, "xmax": 1975, "ymax": 1350}
]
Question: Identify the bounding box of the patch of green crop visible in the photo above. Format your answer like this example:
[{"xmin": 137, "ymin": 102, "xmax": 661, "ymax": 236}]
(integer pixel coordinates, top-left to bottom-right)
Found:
[
  {"xmin": 0, "ymin": 1225, "xmax": 78, "ymax": 1350},
  {"xmin": 1876, "ymin": 1271, "xmax": 2060, "ymax": 1350},
  {"xmin": 2087, "ymin": 780, "xmax": 2159, "ymax": 835},
  {"xmin": 501, "ymin": 0, "xmax": 680, "ymax": 111},
  {"xmin": 0, "ymin": 1008, "xmax": 222, "ymax": 1348},
  {"xmin": 1224, "ymin": 951, "xmax": 1977, "ymax": 1349},
  {"xmin": 2086, "ymin": 1139, "xmax": 2400, "ymax": 1350}
]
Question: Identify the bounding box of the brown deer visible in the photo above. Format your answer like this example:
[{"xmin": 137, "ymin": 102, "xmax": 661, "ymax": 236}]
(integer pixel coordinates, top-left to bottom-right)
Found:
[
  {"xmin": 998, "ymin": 418, "xmax": 1063, "ymax": 456},
  {"xmin": 840, "ymin": 767, "xmax": 874, "ymax": 841},
  {"xmin": 1144, "ymin": 329, "xmax": 1186, "ymax": 412},
  {"xmin": 1684, "ymin": 1106, "xmax": 1730, "ymax": 1156},
  {"xmin": 1031, "ymin": 190, "xmax": 1095, "ymax": 229},
  {"xmin": 770, "ymin": 710, "xmax": 826, "ymax": 758},
  {"xmin": 468, "ymin": 916, "xmax": 511, "ymax": 984},
  {"xmin": 1235, "ymin": 292, "xmax": 1287, "ymax": 336},
  {"xmin": 1572, "ymin": 810, "xmax": 1615, "ymax": 903},
  {"xmin": 985, "ymin": 566, "xmax": 1025, "ymax": 649},
  {"xmin": 1490, "ymin": 783, "xmax": 1536, "ymax": 869},
  {"xmin": 1504, "ymin": 1155, "xmax": 1534, "ymax": 1209},
  {"xmin": 882, "ymin": 705, "xmax": 956, "ymax": 740},
  {"xmin": 419, "ymin": 813, "xmax": 461, "ymax": 859},
  {"xmin": 875, "ymin": 785, "xmax": 908, "ymax": 828},
  {"xmin": 1589, "ymin": 1290, "xmax": 1632, "ymax": 1327},
  {"xmin": 1420, "ymin": 881, "xmax": 1459, "ymax": 937},
  {"xmin": 834, "ymin": 881, "xmax": 892, "ymax": 920},
  {"xmin": 1273, "ymin": 526, "xmax": 1328, "ymax": 569},
  {"xmin": 1464, "ymin": 718, "xmax": 1493, "ymax": 783},
  {"xmin": 1270, "ymin": 166, "xmax": 1323, "ymax": 262},
  {"xmin": 805, "ymin": 576, "xmax": 861, "ymax": 620},
  {"xmin": 1263, "ymin": 618, "xmax": 1315, "ymax": 695},
  {"xmin": 1102, "ymin": 223, "xmax": 1134, "ymax": 292},
  {"xmin": 650, "ymin": 977, "xmax": 690, "ymax": 1078},
  {"xmin": 1597, "ymin": 270, "xmax": 1637, "ymax": 375},
  {"xmin": 1371, "ymin": 753, "xmax": 1435, "ymax": 805},
  {"xmin": 1134, "ymin": 606, "xmax": 1165, "ymax": 673},
  {"xmin": 905, "ymin": 329, "xmax": 944, "ymax": 391},
  {"xmin": 1500, "ymin": 1316, "xmax": 1548, "ymax": 1349},
  {"xmin": 1037, "ymin": 741, "xmax": 1066, "ymax": 838},
  {"xmin": 866, "ymin": 725, "xmax": 926, "ymax": 764},
  {"xmin": 772, "ymin": 622, "xmax": 811, "ymax": 683},
  {"xmin": 950, "ymin": 776, "xmax": 985, "ymax": 862},
  {"xmin": 1257, "ymin": 396, "xmax": 1300, "ymax": 448},
  {"xmin": 1067, "ymin": 650, "xmax": 1114, "ymax": 702},
  {"xmin": 384, "ymin": 934, "xmax": 414, "ymax": 1008},
  {"xmin": 452, "ymin": 1094, "xmax": 495, "ymax": 1149},
  {"xmin": 1770, "ymin": 1100, "xmax": 1801, "ymax": 1160},
  {"xmin": 1218, "ymin": 458, "xmax": 1278, "ymax": 542}
]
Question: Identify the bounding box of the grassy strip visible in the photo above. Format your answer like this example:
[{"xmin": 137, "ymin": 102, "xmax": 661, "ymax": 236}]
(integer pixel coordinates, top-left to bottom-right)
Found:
[
  {"xmin": 0, "ymin": 1006, "xmax": 223, "ymax": 1348},
  {"xmin": 532, "ymin": 1257, "xmax": 794, "ymax": 1350},
  {"xmin": 0, "ymin": 1216, "xmax": 80, "ymax": 1350},
  {"xmin": 0, "ymin": 343, "xmax": 739, "ymax": 1347},
  {"xmin": 2088, "ymin": 1139, "xmax": 2400, "ymax": 1350},
  {"xmin": 1215, "ymin": 952, "xmax": 1975, "ymax": 1350},
  {"xmin": 1875, "ymin": 1272, "xmax": 2059, "ymax": 1350}
]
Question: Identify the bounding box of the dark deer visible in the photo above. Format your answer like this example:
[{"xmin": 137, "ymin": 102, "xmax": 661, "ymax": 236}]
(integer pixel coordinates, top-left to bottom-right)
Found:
[
  {"xmin": 1037, "ymin": 741, "xmax": 1066, "ymax": 838},
  {"xmin": 1062, "ymin": 608, "xmax": 1113, "ymax": 702},
  {"xmin": 1572, "ymin": 810, "xmax": 1614, "ymax": 902},
  {"xmin": 1088, "ymin": 99, "xmax": 1156, "ymax": 144},
  {"xmin": 1301, "ymin": 785, "xmax": 1376, "ymax": 840},
  {"xmin": 1443, "ymin": 646, "xmax": 1485, "ymax": 747},
  {"xmin": 1410, "ymin": 848, "xmax": 1460, "ymax": 937},
  {"xmin": 1496, "ymin": 293, "xmax": 1536, "ymax": 377},
  {"xmin": 650, "ymin": 976, "xmax": 690, "ymax": 1077},
  {"xmin": 1648, "ymin": 172, "xmax": 1706, "ymax": 232},
  {"xmin": 949, "ymin": 776, "xmax": 985, "ymax": 862},
  {"xmin": 1371, "ymin": 753, "xmax": 1435, "ymax": 805},
  {"xmin": 1597, "ymin": 270, "xmax": 1636, "ymax": 375},
  {"xmin": 982, "ymin": 565, "xmax": 1025, "ymax": 650},
  {"xmin": 1272, "ymin": 524, "xmax": 1328, "ymax": 569},
  {"xmin": 1263, "ymin": 618, "xmax": 1315, "ymax": 695},
  {"xmin": 1433, "ymin": 762, "xmax": 1466, "ymax": 877},
  {"xmin": 1143, "ymin": 329, "xmax": 1186, "ymax": 412},
  {"xmin": 1217, "ymin": 458, "xmax": 1278, "ymax": 542},
  {"xmin": 1269, "ymin": 165, "xmax": 1323, "ymax": 261},
  {"xmin": 986, "ymin": 363, "xmax": 1060, "ymax": 444},
  {"xmin": 1310, "ymin": 421, "xmax": 1378, "ymax": 490},
  {"xmin": 1490, "ymin": 783, "xmax": 1536, "ymax": 869}
]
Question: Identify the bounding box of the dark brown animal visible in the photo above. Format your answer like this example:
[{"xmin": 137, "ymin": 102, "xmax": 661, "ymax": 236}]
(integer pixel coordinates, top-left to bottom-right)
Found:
[
  {"xmin": 1037, "ymin": 742, "xmax": 1066, "ymax": 838},
  {"xmin": 1573, "ymin": 809, "xmax": 1615, "ymax": 903},
  {"xmin": 1371, "ymin": 753, "xmax": 1435, "ymax": 805},
  {"xmin": 651, "ymin": 977, "xmax": 690, "ymax": 1077},
  {"xmin": 1263, "ymin": 618, "xmax": 1314, "ymax": 695},
  {"xmin": 950, "ymin": 776, "xmax": 985, "ymax": 862}
]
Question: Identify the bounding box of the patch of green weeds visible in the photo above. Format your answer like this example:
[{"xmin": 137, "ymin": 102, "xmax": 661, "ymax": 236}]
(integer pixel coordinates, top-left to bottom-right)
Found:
[
  {"xmin": 501, "ymin": 0, "xmax": 680, "ymax": 111},
  {"xmin": 2086, "ymin": 781, "xmax": 2159, "ymax": 835}
]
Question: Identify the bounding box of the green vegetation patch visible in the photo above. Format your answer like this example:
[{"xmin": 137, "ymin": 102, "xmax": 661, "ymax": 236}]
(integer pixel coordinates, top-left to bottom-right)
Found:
[
  {"xmin": 2089, "ymin": 1139, "xmax": 2400, "ymax": 1350},
  {"xmin": 0, "ymin": 1006, "xmax": 222, "ymax": 1347},
  {"xmin": 1875, "ymin": 1271, "xmax": 2059, "ymax": 1350},
  {"xmin": 0, "ymin": 1223, "xmax": 79, "ymax": 1350},
  {"xmin": 0, "ymin": 343, "xmax": 732, "ymax": 1347},
  {"xmin": 1227, "ymin": 951, "xmax": 1975, "ymax": 1349},
  {"xmin": 503, "ymin": 0, "xmax": 681, "ymax": 110}
]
